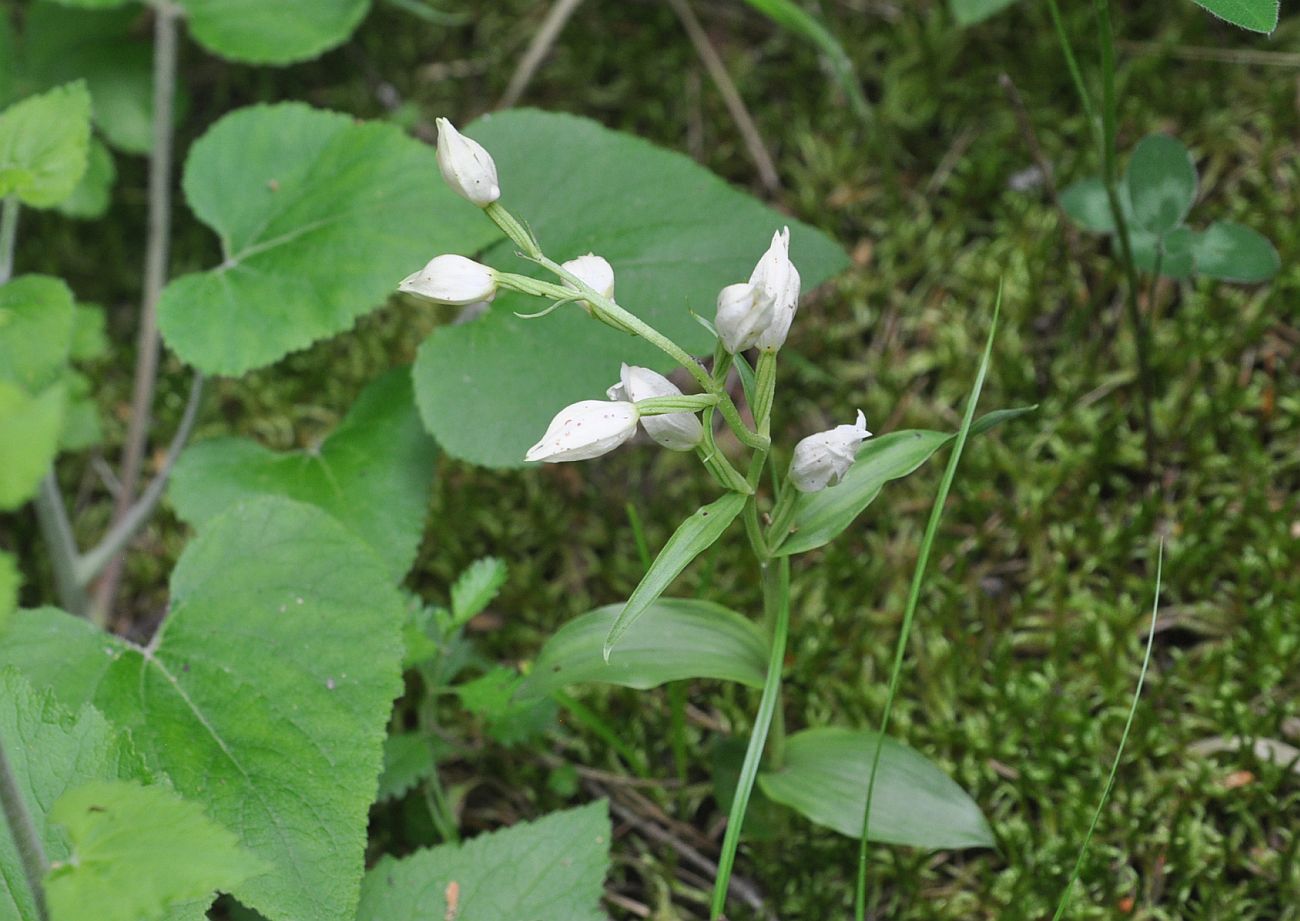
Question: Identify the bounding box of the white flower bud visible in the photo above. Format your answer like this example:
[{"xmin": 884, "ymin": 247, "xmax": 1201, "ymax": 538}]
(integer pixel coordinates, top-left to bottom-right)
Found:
[
  {"xmin": 436, "ymin": 117, "xmax": 501, "ymax": 207},
  {"xmin": 607, "ymin": 363, "xmax": 704, "ymax": 452},
  {"xmin": 561, "ymin": 253, "xmax": 615, "ymax": 312},
  {"xmin": 789, "ymin": 410, "xmax": 871, "ymax": 493},
  {"xmin": 525, "ymin": 400, "xmax": 640, "ymax": 463},
  {"xmin": 714, "ymin": 282, "xmax": 775, "ymax": 354},
  {"xmin": 748, "ymin": 227, "xmax": 801, "ymax": 351},
  {"xmin": 398, "ymin": 254, "xmax": 498, "ymax": 305}
]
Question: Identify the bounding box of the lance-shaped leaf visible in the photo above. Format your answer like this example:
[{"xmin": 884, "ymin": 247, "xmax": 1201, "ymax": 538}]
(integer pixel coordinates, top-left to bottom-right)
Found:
[
  {"xmin": 1125, "ymin": 134, "xmax": 1197, "ymax": 235},
  {"xmin": 519, "ymin": 598, "xmax": 769, "ymax": 699},
  {"xmin": 1190, "ymin": 0, "xmax": 1279, "ymax": 32},
  {"xmin": 0, "ymin": 81, "xmax": 91, "ymax": 207},
  {"xmin": 0, "ymin": 668, "xmax": 150, "ymax": 921},
  {"xmin": 773, "ymin": 407, "xmax": 1035, "ymax": 557},
  {"xmin": 603, "ymin": 492, "xmax": 747, "ymax": 660},
  {"xmin": 356, "ymin": 801, "xmax": 610, "ymax": 921},
  {"xmin": 1192, "ymin": 220, "xmax": 1280, "ymax": 282},
  {"xmin": 948, "ymin": 0, "xmax": 1018, "ymax": 26},
  {"xmin": 168, "ymin": 369, "xmax": 436, "ymax": 580},
  {"xmin": 157, "ymin": 103, "xmax": 495, "ymax": 376},
  {"xmin": 757, "ymin": 727, "xmax": 993, "ymax": 848},
  {"xmin": 46, "ymin": 780, "xmax": 264, "ymax": 921},
  {"xmin": 0, "ymin": 498, "xmax": 406, "ymax": 921},
  {"xmin": 413, "ymin": 109, "xmax": 849, "ymax": 468}
]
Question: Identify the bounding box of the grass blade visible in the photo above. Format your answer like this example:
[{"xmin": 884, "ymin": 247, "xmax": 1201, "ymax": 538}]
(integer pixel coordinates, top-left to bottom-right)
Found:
[{"xmin": 854, "ymin": 285, "xmax": 1002, "ymax": 919}]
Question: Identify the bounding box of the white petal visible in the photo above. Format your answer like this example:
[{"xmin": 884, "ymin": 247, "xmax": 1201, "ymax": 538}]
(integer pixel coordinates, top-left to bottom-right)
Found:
[
  {"xmin": 715, "ymin": 282, "xmax": 773, "ymax": 353},
  {"xmin": 398, "ymin": 254, "xmax": 497, "ymax": 305},
  {"xmin": 524, "ymin": 400, "xmax": 640, "ymax": 463},
  {"xmin": 642, "ymin": 412, "xmax": 704, "ymax": 452},
  {"xmin": 436, "ymin": 118, "xmax": 501, "ymax": 207},
  {"xmin": 562, "ymin": 253, "xmax": 615, "ymax": 303},
  {"xmin": 789, "ymin": 410, "xmax": 872, "ymax": 492}
]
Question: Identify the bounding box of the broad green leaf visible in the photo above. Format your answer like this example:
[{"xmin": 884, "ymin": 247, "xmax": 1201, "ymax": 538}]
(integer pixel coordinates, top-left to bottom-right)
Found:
[
  {"xmin": 454, "ymin": 667, "xmax": 556, "ymax": 746},
  {"xmin": 519, "ymin": 598, "xmax": 769, "ymax": 698},
  {"xmin": 1190, "ymin": 0, "xmax": 1279, "ymax": 32},
  {"xmin": 774, "ymin": 407, "xmax": 1034, "ymax": 556},
  {"xmin": 757, "ymin": 727, "xmax": 993, "ymax": 848},
  {"xmin": 169, "ymin": 369, "xmax": 436, "ymax": 580},
  {"xmin": 376, "ymin": 732, "xmax": 446, "ymax": 802},
  {"xmin": 57, "ymin": 136, "xmax": 115, "ymax": 219},
  {"xmin": 1129, "ymin": 226, "xmax": 1195, "ymax": 279},
  {"xmin": 603, "ymin": 492, "xmax": 748, "ymax": 659},
  {"xmin": 0, "ymin": 668, "xmax": 149, "ymax": 921},
  {"xmin": 176, "ymin": 0, "xmax": 371, "ymax": 65},
  {"xmin": 1125, "ymin": 134, "xmax": 1197, "ymax": 235},
  {"xmin": 741, "ymin": 0, "xmax": 871, "ymax": 121},
  {"xmin": 0, "ymin": 498, "xmax": 406, "ymax": 921},
  {"xmin": 356, "ymin": 801, "xmax": 610, "ymax": 921},
  {"xmin": 158, "ymin": 103, "xmax": 493, "ymax": 376},
  {"xmin": 450, "ymin": 556, "xmax": 508, "ymax": 625},
  {"xmin": 46, "ymin": 780, "xmax": 263, "ymax": 921},
  {"xmin": 0, "ymin": 382, "xmax": 65, "ymax": 510},
  {"xmin": 1060, "ymin": 177, "xmax": 1115, "ymax": 234},
  {"xmin": 948, "ymin": 0, "xmax": 1018, "ymax": 26},
  {"xmin": 0, "ymin": 552, "xmax": 17, "ymax": 628},
  {"xmin": 0, "ymin": 82, "xmax": 91, "ymax": 207},
  {"xmin": 0, "ymin": 276, "xmax": 76, "ymax": 392},
  {"xmin": 60, "ymin": 371, "xmax": 103, "ymax": 451},
  {"xmin": 1192, "ymin": 220, "xmax": 1280, "ymax": 282},
  {"xmin": 24, "ymin": 3, "xmax": 159, "ymax": 155},
  {"xmin": 413, "ymin": 109, "xmax": 849, "ymax": 468}
]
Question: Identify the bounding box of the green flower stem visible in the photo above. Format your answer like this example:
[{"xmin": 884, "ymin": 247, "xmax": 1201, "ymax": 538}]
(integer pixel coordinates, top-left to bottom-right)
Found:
[
  {"xmin": 636, "ymin": 394, "xmax": 719, "ymax": 415},
  {"xmin": 34, "ymin": 474, "xmax": 88, "ymax": 616},
  {"xmin": 765, "ymin": 485, "xmax": 798, "ymax": 550},
  {"xmin": 0, "ymin": 736, "xmax": 50, "ymax": 921},
  {"xmin": 0, "ymin": 196, "xmax": 18, "ymax": 284},
  {"xmin": 710, "ymin": 555, "xmax": 790, "ymax": 920},
  {"xmin": 484, "ymin": 201, "xmax": 542, "ymax": 259}
]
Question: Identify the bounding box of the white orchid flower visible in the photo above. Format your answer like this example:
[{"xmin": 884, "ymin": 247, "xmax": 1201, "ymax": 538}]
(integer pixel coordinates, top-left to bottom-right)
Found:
[
  {"xmin": 789, "ymin": 410, "xmax": 871, "ymax": 492},
  {"xmin": 607, "ymin": 363, "xmax": 704, "ymax": 452},
  {"xmin": 436, "ymin": 117, "xmax": 501, "ymax": 207},
  {"xmin": 524, "ymin": 400, "xmax": 640, "ymax": 463}
]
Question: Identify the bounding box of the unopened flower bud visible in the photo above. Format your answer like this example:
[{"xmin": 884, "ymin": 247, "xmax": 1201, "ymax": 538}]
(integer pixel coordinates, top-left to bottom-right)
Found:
[
  {"xmin": 562, "ymin": 253, "xmax": 615, "ymax": 312},
  {"xmin": 607, "ymin": 363, "xmax": 703, "ymax": 452},
  {"xmin": 436, "ymin": 117, "xmax": 500, "ymax": 207},
  {"xmin": 399, "ymin": 254, "xmax": 497, "ymax": 305},
  {"xmin": 789, "ymin": 410, "xmax": 871, "ymax": 492},
  {"xmin": 749, "ymin": 227, "xmax": 801, "ymax": 351},
  {"xmin": 525, "ymin": 400, "xmax": 640, "ymax": 463},
  {"xmin": 714, "ymin": 282, "xmax": 774, "ymax": 354}
]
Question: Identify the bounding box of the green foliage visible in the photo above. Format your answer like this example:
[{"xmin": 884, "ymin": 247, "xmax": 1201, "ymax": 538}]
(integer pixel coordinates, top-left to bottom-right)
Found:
[
  {"xmin": 0, "ymin": 552, "xmax": 16, "ymax": 628},
  {"xmin": 0, "ymin": 668, "xmax": 148, "ymax": 921},
  {"xmin": 157, "ymin": 102, "xmax": 492, "ymax": 376},
  {"xmin": 169, "ymin": 369, "xmax": 437, "ymax": 580},
  {"xmin": 775, "ymin": 407, "xmax": 1034, "ymax": 557},
  {"xmin": 948, "ymin": 0, "xmax": 1018, "ymax": 26},
  {"xmin": 45, "ymin": 780, "xmax": 263, "ymax": 921},
  {"xmin": 758, "ymin": 728, "xmax": 994, "ymax": 848},
  {"xmin": 176, "ymin": 0, "xmax": 372, "ymax": 65},
  {"xmin": 413, "ymin": 109, "xmax": 849, "ymax": 468},
  {"xmin": 0, "ymin": 499, "xmax": 406, "ymax": 921},
  {"xmin": 355, "ymin": 801, "xmax": 611, "ymax": 921},
  {"xmin": 603, "ymin": 491, "xmax": 747, "ymax": 659},
  {"xmin": 453, "ymin": 667, "xmax": 556, "ymax": 746},
  {"xmin": 1190, "ymin": 0, "xmax": 1279, "ymax": 32},
  {"xmin": 520, "ymin": 598, "xmax": 769, "ymax": 698},
  {"xmin": 0, "ymin": 82, "xmax": 91, "ymax": 208},
  {"xmin": 56, "ymin": 138, "xmax": 115, "ymax": 219},
  {"xmin": 1062, "ymin": 133, "xmax": 1279, "ymax": 283},
  {"xmin": 449, "ymin": 556, "xmax": 508, "ymax": 626},
  {"xmin": 376, "ymin": 732, "xmax": 442, "ymax": 803},
  {"xmin": 0, "ymin": 383, "xmax": 65, "ymax": 510}
]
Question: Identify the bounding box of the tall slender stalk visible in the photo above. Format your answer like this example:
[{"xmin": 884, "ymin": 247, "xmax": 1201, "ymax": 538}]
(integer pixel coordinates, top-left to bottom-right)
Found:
[
  {"xmin": 93, "ymin": 1, "xmax": 182, "ymax": 620},
  {"xmin": 710, "ymin": 555, "xmax": 789, "ymax": 920},
  {"xmin": 33, "ymin": 475, "xmax": 88, "ymax": 615},
  {"xmin": 0, "ymin": 195, "xmax": 18, "ymax": 283},
  {"xmin": 0, "ymin": 738, "xmax": 50, "ymax": 921}
]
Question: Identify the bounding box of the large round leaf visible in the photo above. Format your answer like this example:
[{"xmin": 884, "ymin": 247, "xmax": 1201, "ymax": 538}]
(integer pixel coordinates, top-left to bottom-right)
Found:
[
  {"xmin": 0, "ymin": 81, "xmax": 91, "ymax": 208},
  {"xmin": 177, "ymin": 0, "xmax": 371, "ymax": 65},
  {"xmin": 1124, "ymin": 134, "xmax": 1197, "ymax": 235},
  {"xmin": 0, "ymin": 498, "xmax": 406, "ymax": 921},
  {"xmin": 412, "ymin": 109, "xmax": 850, "ymax": 468},
  {"xmin": 517, "ymin": 598, "xmax": 769, "ymax": 699},
  {"xmin": 1192, "ymin": 220, "xmax": 1280, "ymax": 283},
  {"xmin": 157, "ymin": 103, "xmax": 495, "ymax": 376},
  {"xmin": 758, "ymin": 727, "xmax": 993, "ymax": 849}
]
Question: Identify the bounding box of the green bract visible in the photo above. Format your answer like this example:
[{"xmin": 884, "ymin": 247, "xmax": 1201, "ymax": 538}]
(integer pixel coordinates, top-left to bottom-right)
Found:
[
  {"xmin": 157, "ymin": 103, "xmax": 493, "ymax": 376},
  {"xmin": 0, "ymin": 499, "xmax": 405, "ymax": 921},
  {"xmin": 169, "ymin": 369, "xmax": 437, "ymax": 581},
  {"xmin": 413, "ymin": 109, "xmax": 849, "ymax": 468},
  {"xmin": 0, "ymin": 82, "xmax": 91, "ymax": 208},
  {"xmin": 45, "ymin": 780, "xmax": 263, "ymax": 921},
  {"xmin": 356, "ymin": 802, "xmax": 611, "ymax": 921}
]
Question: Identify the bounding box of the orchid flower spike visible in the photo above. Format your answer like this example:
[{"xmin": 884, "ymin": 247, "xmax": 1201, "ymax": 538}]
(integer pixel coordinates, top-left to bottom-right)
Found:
[
  {"xmin": 714, "ymin": 282, "xmax": 775, "ymax": 354},
  {"xmin": 789, "ymin": 410, "xmax": 871, "ymax": 492},
  {"xmin": 561, "ymin": 253, "xmax": 615, "ymax": 312},
  {"xmin": 436, "ymin": 117, "xmax": 501, "ymax": 207},
  {"xmin": 525, "ymin": 400, "xmax": 640, "ymax": 463},
  {"xmin": 748, "ymin": 227, "xmax": 801, "ymax": 352},
  {"xmin": 399, "ymin": 254, "xmax": 498, "ymax": 305},
  {"xmin": 607, "ymin": 363, "xmax": 704, "ymax": 452}
]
